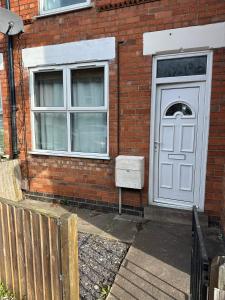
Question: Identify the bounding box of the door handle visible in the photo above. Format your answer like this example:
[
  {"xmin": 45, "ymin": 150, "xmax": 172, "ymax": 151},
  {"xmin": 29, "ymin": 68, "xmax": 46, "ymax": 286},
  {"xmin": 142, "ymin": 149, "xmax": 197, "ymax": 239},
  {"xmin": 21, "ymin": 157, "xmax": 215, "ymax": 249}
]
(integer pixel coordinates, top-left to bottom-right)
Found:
[{"xmin": 154, "ymin": 141, "xmax": 161, "ymax": 150}]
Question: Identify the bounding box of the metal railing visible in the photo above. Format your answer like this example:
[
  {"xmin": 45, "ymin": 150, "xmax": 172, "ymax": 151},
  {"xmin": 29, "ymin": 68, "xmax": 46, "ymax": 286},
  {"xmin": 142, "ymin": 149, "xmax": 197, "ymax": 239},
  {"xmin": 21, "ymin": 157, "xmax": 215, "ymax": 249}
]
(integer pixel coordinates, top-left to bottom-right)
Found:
[{"xmin": 191, "ymin": 206, "xmax": 210, "ymax": 300}]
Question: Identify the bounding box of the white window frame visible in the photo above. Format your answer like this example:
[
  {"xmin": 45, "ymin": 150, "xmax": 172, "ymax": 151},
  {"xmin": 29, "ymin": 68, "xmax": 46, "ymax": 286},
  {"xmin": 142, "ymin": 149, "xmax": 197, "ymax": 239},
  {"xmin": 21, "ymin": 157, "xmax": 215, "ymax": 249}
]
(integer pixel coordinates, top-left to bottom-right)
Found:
[
  {"xmin": 29, "ymin": 61, "xmax": 109, "ymax": 160},
  {"xmin": 39, "ymin": 0, "xmax": 91, "ymax": 17}
]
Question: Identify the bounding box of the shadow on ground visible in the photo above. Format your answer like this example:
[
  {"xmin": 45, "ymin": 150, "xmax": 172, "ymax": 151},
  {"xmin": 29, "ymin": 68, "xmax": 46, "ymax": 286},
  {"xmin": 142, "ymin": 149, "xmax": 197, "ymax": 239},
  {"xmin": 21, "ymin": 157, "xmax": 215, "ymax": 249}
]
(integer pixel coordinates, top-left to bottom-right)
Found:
[{"xmin": 108, "ymin": 221, "xmax": 191, "ymax": 300}]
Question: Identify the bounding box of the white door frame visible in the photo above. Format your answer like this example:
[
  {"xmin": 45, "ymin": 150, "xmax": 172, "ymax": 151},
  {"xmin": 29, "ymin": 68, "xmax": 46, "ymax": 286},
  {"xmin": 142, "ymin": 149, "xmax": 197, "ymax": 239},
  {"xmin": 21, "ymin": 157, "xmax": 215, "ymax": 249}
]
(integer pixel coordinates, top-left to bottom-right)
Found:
[{"xmin": 149, "ymin": 50, "xmax": 213, "ymax": 211}]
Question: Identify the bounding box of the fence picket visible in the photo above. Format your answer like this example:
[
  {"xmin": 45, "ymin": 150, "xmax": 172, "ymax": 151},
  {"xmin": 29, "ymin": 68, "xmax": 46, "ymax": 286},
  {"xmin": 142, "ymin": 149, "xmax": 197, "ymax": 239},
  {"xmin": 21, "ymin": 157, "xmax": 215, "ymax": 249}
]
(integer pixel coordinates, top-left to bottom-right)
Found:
[
  {"xmin": 40, "ymin": 215, "xmax": 52, "ymax": 300},
  {"xmin": 14, "ymin": 207, "xmax": 27, "ymax": 299}
]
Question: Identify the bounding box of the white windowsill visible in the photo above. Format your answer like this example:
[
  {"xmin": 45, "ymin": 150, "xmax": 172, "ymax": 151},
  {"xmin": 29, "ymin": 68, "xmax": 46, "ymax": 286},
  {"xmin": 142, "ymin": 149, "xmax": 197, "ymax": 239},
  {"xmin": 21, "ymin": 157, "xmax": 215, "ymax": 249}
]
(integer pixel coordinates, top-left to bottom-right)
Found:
[
  {"xmin": 29, "ymin": 151, "xmax": 111, "ymax": 160},
  {"xmin": 35, "ymin": 2, "xmax": 93, "ymax": 18}
]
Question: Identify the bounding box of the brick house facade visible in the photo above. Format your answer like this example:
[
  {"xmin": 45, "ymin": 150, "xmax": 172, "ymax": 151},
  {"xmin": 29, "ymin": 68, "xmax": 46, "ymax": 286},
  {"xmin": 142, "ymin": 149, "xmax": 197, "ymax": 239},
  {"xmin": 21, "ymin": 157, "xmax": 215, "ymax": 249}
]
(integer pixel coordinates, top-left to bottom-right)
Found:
[{"xmin": 0, "ymin": 0, "xmax": 225, "ymax": 219}]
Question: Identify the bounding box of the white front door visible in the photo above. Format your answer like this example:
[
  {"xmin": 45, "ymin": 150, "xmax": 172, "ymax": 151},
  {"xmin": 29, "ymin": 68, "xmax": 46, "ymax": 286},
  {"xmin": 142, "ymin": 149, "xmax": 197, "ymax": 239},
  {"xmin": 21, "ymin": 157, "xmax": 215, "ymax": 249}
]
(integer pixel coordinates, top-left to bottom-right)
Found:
[{"xmin": 153, "ymin": 82, "xmax": 206, "ymax": 209}]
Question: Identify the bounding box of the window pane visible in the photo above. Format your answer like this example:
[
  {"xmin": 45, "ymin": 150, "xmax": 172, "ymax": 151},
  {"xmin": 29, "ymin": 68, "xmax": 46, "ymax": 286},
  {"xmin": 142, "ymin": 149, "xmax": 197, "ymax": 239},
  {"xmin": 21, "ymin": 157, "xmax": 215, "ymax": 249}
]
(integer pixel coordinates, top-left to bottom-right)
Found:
[
  {"xmin": 157, "ymin": 56, "xmax": 207, "ymax": 78},
  {"xmin": 43, "ymin": 0, "xmax": 86, "ymax": 11},
  {"xmin": 71, "ymin": 112, "xmax": 107, "ymax": 154},
  {"xmin": 71, "ymin": 68, "xmax": 104, "ymax": 107},
  {"xmin": 34, "ymin": 71, "xmax": 64, "ymax": 107},
  {"xmin": 0, "ymin": 115, "xmax": 4, "ymax": 153},
  {"xmin": 166, "ymin": 103, "xmax": 192, "ymax": 116},
  {"xmin": 34, "ymin": 112, "xmax": 67, "ymax": 151}
]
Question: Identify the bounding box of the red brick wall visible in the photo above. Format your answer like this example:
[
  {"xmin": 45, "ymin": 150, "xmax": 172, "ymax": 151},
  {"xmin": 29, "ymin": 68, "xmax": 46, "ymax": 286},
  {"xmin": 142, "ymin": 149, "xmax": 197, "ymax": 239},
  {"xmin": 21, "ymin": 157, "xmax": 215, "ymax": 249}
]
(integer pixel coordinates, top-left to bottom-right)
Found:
[
  {"xmin": 206, "ymin": 48, "xmax": 225, "ymax": 216},
  {"xmin": 0, "ymin": 0, "xmax": 225, "ymax": 213}
]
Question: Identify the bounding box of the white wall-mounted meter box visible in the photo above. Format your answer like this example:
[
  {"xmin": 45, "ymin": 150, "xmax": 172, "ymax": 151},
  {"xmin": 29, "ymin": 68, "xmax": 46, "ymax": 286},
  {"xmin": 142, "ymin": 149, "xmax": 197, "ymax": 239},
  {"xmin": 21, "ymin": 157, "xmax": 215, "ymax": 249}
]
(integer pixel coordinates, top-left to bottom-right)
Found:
[{"xmin": 115, "ymin": 155, "xmax": 144, "ymax": 189}]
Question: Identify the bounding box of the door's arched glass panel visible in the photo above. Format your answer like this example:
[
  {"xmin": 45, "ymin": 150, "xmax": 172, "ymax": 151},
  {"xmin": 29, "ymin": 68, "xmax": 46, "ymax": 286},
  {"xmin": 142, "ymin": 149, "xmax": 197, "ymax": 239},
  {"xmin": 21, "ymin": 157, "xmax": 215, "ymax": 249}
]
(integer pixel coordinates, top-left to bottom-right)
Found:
[{"xmin": 165, "ymin": 103, "xmax": 192, "ymax": 116}]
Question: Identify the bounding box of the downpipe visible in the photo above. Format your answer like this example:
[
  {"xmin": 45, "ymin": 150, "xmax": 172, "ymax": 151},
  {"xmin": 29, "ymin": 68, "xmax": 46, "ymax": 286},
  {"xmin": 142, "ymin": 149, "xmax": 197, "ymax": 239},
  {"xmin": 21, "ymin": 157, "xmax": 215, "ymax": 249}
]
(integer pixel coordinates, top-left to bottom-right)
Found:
[{"xmin": 6, "ymin": 0, "xmax": 19, "ymax": 158}]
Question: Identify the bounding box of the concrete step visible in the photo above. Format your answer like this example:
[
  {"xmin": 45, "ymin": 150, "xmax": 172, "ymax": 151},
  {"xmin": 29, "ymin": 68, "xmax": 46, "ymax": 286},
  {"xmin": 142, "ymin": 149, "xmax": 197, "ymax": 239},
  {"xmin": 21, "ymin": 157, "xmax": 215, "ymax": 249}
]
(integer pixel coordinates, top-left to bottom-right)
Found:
[{"xmin": 144, "ymin": 205, "xmax": 208, "ymax": 226}]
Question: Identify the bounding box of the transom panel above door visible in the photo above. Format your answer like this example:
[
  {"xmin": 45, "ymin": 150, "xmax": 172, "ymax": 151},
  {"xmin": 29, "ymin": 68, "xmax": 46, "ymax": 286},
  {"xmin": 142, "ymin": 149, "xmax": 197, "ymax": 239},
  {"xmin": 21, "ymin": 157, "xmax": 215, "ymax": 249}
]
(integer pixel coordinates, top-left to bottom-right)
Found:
[{"xmin": 153, "ymin": 82, "xmax": 206, "ymax": 209}]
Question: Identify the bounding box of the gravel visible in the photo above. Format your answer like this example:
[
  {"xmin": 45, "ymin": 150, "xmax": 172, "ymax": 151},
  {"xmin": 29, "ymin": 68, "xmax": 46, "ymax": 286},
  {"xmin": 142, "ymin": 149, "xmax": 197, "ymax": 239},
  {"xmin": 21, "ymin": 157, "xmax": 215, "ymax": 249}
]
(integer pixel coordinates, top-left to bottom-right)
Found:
[{"xmin": 79, "ymin": 232, "xmax": 129, "ymax": 300}]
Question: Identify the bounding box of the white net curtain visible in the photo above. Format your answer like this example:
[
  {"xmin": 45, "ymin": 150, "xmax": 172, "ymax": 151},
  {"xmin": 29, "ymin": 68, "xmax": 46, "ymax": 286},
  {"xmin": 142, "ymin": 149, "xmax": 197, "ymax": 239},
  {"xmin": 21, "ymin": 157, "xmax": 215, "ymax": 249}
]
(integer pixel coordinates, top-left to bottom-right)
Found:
[{"xmin": 71, "ymin": 68, "xmax": 107, "ymax": 154}]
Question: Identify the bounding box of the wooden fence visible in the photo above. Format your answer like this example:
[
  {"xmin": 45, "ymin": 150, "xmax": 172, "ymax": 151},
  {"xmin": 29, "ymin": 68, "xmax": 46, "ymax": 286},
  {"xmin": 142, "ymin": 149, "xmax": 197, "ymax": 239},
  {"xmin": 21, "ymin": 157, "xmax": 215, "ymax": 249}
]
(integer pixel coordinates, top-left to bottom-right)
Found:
[
  {"xmin": 0, "ymin": 159, "xmax": 23, "ymax": 202},
  {"xmin": 209, "ymin": 256, "xmax": 225, "ymax": 300},
  {"xmin": 0, "ymin": 197, "xmax": 79, "ymax": 300}
]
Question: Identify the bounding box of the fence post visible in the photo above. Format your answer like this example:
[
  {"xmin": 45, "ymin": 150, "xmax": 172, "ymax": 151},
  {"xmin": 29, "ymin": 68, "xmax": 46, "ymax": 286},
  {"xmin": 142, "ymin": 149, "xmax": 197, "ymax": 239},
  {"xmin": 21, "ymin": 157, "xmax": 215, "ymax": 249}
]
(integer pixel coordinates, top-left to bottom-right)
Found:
[
  {"xmin": 60, "ymin": 213, "xmax": 80, "ymax": 300},
  {"xmin": 214, "ymin": 288, "xmax": 225, "ymax": 300},
  {"xmin": 209, "ymin": 256, "xmax": 225, "ymax": 300}
]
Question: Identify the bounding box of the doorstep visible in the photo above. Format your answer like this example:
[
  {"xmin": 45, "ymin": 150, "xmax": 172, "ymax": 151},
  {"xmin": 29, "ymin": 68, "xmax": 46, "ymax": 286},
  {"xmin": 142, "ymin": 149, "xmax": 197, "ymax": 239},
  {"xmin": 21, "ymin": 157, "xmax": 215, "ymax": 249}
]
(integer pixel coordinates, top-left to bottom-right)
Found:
[{"xmin": 144, "ymin": 205, "xmax": 208, "ymax": 226}]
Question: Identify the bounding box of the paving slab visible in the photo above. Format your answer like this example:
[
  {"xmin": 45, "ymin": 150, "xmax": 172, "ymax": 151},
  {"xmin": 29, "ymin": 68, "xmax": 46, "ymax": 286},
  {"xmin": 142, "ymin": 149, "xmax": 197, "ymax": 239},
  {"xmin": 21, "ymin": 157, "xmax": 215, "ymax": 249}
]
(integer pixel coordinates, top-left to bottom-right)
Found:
[
  {"xmin": 67, "ymin": 207, "xmax": 142, "ymax": 243},
  {"xmin": 108, "ymin": 221, "xmax": 191, "ymax": 300}
]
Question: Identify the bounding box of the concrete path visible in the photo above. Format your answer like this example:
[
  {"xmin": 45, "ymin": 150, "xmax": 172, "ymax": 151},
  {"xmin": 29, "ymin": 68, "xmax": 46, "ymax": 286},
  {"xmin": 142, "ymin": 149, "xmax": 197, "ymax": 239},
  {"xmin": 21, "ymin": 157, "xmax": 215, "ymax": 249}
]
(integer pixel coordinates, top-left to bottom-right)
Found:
[{"xmin": 108, "ymin": 221, "xmax": 191, "ymax": 300}]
